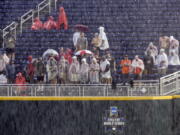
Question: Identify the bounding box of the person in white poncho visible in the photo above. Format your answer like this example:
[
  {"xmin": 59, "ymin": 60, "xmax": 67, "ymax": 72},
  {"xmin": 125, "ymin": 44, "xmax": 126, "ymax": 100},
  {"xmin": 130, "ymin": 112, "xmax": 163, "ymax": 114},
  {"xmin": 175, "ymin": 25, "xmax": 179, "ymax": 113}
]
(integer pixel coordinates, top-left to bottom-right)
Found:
[
  {"xmin": 98, "ymin": 26, "xmax": 109, "ymax": 50},
  {"xmin": 156, "ymin": 49, "xmax": 168, "ymax": 75},
  {"xmin": 145, "ymin": 42, "xmax": 158, "ymax": 64},
  {"xmin": 69, "ymin": 56, "xmax": 80, "ymax": 83},
  {"xmin": 79, "ymin": 58, "xmax": 89, "ymax": 84},
  {"xmin": 100, "ymin": 57, "xmax": 111, "ymax": 84},
  {"xmin": 0, "ymin": 52, "xmax": 9, "ymax": 74},
  {"xmin": 89, "ymin": 58, "xmax": 100, "ymax": 84}
]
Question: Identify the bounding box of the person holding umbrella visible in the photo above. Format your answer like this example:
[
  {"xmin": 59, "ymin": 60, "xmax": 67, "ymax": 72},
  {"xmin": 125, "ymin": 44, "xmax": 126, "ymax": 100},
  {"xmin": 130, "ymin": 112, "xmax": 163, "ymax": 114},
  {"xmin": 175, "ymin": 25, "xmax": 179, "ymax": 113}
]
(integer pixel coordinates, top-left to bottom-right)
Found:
[{"xmin": 76, "ymin": 32, "xmax": 88, "ymax": 51}]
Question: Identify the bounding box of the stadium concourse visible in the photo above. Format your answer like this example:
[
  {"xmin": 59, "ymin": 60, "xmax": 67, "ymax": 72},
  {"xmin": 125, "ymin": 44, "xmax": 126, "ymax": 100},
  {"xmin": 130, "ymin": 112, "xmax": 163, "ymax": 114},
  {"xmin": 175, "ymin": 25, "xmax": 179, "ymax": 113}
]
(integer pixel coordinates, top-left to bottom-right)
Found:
[{"xmin": 1, "ymin": 0, "xmax": 180, "ymax": 96}]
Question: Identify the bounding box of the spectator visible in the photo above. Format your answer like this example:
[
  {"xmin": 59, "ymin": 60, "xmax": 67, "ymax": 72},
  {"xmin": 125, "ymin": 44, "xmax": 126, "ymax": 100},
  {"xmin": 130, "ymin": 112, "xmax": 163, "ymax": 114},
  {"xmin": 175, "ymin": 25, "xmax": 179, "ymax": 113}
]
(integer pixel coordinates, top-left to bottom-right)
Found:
[
  {"xmin": 6, "ymin": 60, "xmax": 16, "ymax": 83},
  {"xmin": 159, "ymin": 36, "xmax": 170, "ymax": 54},
  {"xmin": 79, "ymin": 58, "xmax": 89, "ymax": 84},
  {"xmin": 145, "ymin": 42, "xmax": 158, "ymax": 64},
  {"xmin": 91, "ymin": 33, "xmax": 101, "ymax": 55},
  {"xmin": 106, "ymin": 52, "xmax": 116, "ymax": 75},
  {"xmin": 69, "ymin": 56, "xmax": 80, "ymax": 83},
  {"xmin": 89, "ymin": 58, "xmax": 100, "ymax": 84},
  {"xmin": 15, "ymin": 72, "xmax": 26, "ymax": 95},
  {"xmin": 58, "ymin": 56, "xmax": 68, "ymax": 84},
  {"xmin": 58, "ymin": 47, "xmax": 65, "ymax": 60},
  {"xmin": 76, "ymin": 32, "xmax": 88, "ymax": 51},
  {"xmin": 73, "ymin": 30, "xmax": 81, "ymax": 50},
  {"xmin": 169, "ymin": 36, "xmax": 179, "ymax": 49},
  {"xmin": 26, "ymin": 56, "xmax": 35, "ymax": 83},
  {"xmin": 0, "ymin": 52, "xmax": 9, "ymax": 75},
  {"xmin": 35, "ymin": 57, "xmax": 46, "ymax": 84},
  {"xmin": 44, "ymin": 16, "xmax": 57, "ymax": 30},
  {"xmin": 46, "ymin": 56, "xmax": 58, "ymax": 84},
  {"xmin": 156, "ymin": 49, "xmax": 168, "ymax": 75},
  {"xmin": 100, "ymin": 56, "xmax": 111, "ymax": 84},
  {"xmin": 57, "ymin": 7, "xmax": 68, "ymax": 30},
  {"xmin": 131, "ymin": 55, "xmax": 144, "ymax": 80},
  {"xmin": 5, "ymin": 35, "xmax": 15, "ymax": 60},
  {"xmin": 98, "ymin": 26, "xmax": 109, "ymax": 50},
  {"xmin": 0, "ymin": 74, "xmax": 7, "ymax": 84},
  {"xmin": 169, "ymin": 45, "xmax": 180, "ymax": 65},
  {"xmin": 143, "ymin": 51, "xmax": 154, "ymax": 74},
  {"xmin": 120, "ymin": 55, "xmax": 131, "ymax": 85},
  {"xmin": 31, "ymin": 17, "xmax": 43, "ymax": 30},
  {"xmin": 64, "ymin": 48, "xmax": 73, "ymax": 64}
]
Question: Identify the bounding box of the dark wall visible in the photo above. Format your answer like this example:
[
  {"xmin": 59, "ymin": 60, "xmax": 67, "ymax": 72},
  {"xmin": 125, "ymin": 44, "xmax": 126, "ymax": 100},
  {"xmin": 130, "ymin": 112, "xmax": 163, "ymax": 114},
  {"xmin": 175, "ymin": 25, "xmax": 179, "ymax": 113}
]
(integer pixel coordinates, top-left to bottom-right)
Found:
[{"xmin": 0, "ymin": 100, "xmax": 173, "ymax": 135}]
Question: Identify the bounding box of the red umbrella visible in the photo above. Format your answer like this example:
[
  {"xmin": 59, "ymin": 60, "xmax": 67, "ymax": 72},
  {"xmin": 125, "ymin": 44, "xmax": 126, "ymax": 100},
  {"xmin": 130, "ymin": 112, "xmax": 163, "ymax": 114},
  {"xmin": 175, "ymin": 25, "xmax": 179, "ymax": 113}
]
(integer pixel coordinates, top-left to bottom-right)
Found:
[
  {"xmin": 74, "ymin": 24, "xmax": 89, "ymax": 32},
  {"xmin": 75, "ymin": 50, "xmax": 93, "ymax": 56}
]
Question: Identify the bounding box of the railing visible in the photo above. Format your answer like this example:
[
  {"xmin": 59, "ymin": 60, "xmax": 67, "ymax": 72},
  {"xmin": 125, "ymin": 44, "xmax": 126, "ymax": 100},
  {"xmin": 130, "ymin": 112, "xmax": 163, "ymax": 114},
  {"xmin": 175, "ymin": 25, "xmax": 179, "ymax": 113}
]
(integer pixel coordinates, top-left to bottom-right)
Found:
[
  {"xmin": 38, "ymin": 0, "xmax": 51, "ymax": 18},
  {"xmin": 20, "ymin": 9, "xmax": 34, "ymax": 34},
  {"xmin": 2, "ymin": 22, "xmax": 18, "ymax": 48},
  {"xmin": 160, "ymin": 71, "xmax": 180, "ymax": 95},
  {"xmin": 0, "ymin": 82, "xmax": 160, "ymax": 97}
]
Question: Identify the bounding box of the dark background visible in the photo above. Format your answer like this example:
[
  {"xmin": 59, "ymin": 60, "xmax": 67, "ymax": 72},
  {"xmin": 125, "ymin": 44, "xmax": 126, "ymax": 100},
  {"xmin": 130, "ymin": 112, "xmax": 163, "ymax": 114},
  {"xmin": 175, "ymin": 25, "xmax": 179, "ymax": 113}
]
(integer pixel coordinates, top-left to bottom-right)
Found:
[{"xmin": 0, "ymin": 100, "xmax": 173, "ymax": 135}]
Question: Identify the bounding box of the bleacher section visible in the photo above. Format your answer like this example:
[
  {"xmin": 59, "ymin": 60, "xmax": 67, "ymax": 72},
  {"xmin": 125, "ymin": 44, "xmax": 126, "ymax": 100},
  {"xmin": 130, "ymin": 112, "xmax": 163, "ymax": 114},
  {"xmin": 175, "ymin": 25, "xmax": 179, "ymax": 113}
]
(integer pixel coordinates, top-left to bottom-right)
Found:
[
  {"xmin": 0, "ymin": 0, "xmax": 42, "ymax": 29},
  {"xmin": 15, "ymin": 0, "xmax": 180, "ymax": 80}
]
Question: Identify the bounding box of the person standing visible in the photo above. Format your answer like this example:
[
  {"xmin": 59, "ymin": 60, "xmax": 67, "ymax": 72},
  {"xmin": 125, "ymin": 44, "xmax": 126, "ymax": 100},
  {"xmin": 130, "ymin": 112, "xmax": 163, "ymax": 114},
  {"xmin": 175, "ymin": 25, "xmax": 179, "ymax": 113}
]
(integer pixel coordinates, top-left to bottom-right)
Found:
[
  {"xmin": 145, "ymin": 42, "xmax": 158, "ymax": 64},
  {"xmin": 143, "ymin": 51, "xmax": 154, "ymax": 74},
  {"xmin": 98, "ymin": 26, "xmax": 109, "ymax": 51},
  {"xmin": 6, "ymin": 60, "xmax": 16, "ymax": 84},
  {"xmin": 89, "ymin": 58, "xmax": 100, "ymax": 84},
  {"xmin": 131, "ymin": 55, "xmax": 144, "ymax": 80},
  {"xmin": 76, "ymin": 32, "xmax": 88, "ymax": 51},
  {"xmin": 57, "ymin": 7, "xmax": 68, "ymax": 30},
  {"xmin": 69, "ymin": 56, "xmax": 80, "ymax": 83},
  {"xmin": 156, "ymin": 49, "xmax": 168, "ymax": 75},
  {"xmin": 120, "ymin": 55, "xmax": 131, "ymax": 85},
  {"xmin": 91, "ymin": 33, "xmax": 101, "ymax": 56}
]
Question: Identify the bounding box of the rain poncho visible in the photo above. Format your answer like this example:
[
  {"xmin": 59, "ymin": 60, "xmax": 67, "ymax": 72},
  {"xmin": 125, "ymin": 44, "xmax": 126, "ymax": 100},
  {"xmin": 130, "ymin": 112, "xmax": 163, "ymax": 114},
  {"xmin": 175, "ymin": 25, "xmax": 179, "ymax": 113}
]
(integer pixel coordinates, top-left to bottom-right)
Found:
[
  {"xmin": 89, "ymin": 58, "xmax": 100, "ymax": 83},
  {"xmin": 145, "ymin": 42, "xmax": 158, "ymax": 64},
  {"xmin": 168, "ymin": 48, "xmax": 180, "ymax": 65},
  {"xmin": 46, "ymin": 57, "xmax": 58, "ymax": 81},
  {"xmin": 44, "ymin": 16, "xmax": 57, "ymax": 30},
  {"xmin": 69, "ymin": 56, "xmax": 80, "ymax": 82},
  {"xmin": 0, "ymin": 74, "xmax": 7, "ymax": 84},
  {"xmin": 73, "ymin": 32, "xmax": 81, "ymax": 47},
  {"xmin": 31, "ymin": 17, "xmax": 43, "ymax": 30},
  {"xmin": 98, "ymin": 27, "xmax": 109, "ymax": 50},
  {"xmin": 0, "ymin": 54, "xmax": 9, "ymax": 72},
  {"xmin": 27, "ymin": 56, "xmax": 35, "ymax": 82},
  {"xmin": 58, "ymin": 56, "xmax": 68, "ymax": 81},
  {"xmin": 100, "ymin": 59, "xmax": 111, "ymax": 79},
  {"xmin": 132, "ymin": 57, "xmax": 144, "ymax": 74},
  {"xmin": 57, "ymin": 7, "xmax": 68, "ymax": 30},
  {"xmin": 79, "ymin": 59, "xmax": 89, "ymax": 83},
  {"xmin": 156, "ymin": 49, "xmax": 168, "ymax": 69}
]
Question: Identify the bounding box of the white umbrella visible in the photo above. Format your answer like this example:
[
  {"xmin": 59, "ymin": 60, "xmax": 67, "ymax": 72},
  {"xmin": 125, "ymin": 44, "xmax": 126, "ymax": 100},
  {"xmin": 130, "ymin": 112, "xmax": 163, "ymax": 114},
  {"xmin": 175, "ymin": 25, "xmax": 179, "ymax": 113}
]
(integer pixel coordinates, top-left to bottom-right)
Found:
[{"xmin": 43, "ymin": 49, "xmax": 58, "ymax": 58}]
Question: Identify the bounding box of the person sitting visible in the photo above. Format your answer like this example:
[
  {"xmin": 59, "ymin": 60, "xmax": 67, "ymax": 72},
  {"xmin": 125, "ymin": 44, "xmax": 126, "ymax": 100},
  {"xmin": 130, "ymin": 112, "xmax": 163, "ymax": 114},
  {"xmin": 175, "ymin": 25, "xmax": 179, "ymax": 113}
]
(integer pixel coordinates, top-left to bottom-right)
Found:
[
  {"xmin": 98, "ymin": 26, "xmax": 109, "ymax": 51},
  {"xmin": 76, "ymin": 32, "xmax": 88, "ymax": 51},
  {"xmin": 143, "ymin": 51, "xmax": 154, "ymax": 74},
  {"xmin": 69, "ymin": 56, "xmax": 80, "ymax": 84},
  {"xmin": 79, "ymin": 58, "xmax": 89, "ymax": 84},
  {"xmin": 58, "ymin": 56, "xmax": 69, "ymax": 84},
  {"xmin": 120, "ymin": 55, "xmax": 131, "ymax": 85},
  {"xmin": 156, "ymin": 49, "xmax": 168, "ymax": 75},
  {"xmin": 100, "ymin": 56, "xmax": 111, "ymax": 84},
  {"xmin": 131, "ymin": 55, "xmax": 144, "ymax": 80},
  {"xmin": 89, "ymin": 58, "xmax": 100, "ymax": 84},
  {"xmin": 31, "ymin": 17, "xmax": 43, "ymax": 30},
  {"xmin": 44, "ymin": 16, "xmax": 57, "ymax": 30},
  {"xmin": 57, "ymin": 7, "xmax": 68, "ymax": 30},
  {"xmin": 46, "ymin": 56, "xmax": 58, "ymax": 84}
]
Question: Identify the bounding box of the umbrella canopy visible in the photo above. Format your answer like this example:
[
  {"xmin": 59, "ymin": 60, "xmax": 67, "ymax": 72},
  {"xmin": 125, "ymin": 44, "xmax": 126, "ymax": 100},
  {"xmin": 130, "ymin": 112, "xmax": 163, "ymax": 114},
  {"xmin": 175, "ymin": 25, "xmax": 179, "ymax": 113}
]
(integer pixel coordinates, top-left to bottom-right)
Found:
[
  {"xmin": 74, "ymin": 24, "xmax": 89, "ymax": 32},
  {"xmin": 43, "ymin": 49, "xmax": 58, "ymax": 58},
  {"xmin": 75, "ymin": 50, "xmax": 93, "ymax": 56}
]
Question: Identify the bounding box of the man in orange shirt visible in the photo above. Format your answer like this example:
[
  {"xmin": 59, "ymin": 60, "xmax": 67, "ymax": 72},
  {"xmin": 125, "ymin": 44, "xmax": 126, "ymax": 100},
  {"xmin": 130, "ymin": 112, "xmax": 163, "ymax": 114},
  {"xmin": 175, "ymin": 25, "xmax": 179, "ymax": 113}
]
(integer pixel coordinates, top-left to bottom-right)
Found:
[{"xmin": 120, "ymin": 55, "xmax": 131, "ymax": 85}]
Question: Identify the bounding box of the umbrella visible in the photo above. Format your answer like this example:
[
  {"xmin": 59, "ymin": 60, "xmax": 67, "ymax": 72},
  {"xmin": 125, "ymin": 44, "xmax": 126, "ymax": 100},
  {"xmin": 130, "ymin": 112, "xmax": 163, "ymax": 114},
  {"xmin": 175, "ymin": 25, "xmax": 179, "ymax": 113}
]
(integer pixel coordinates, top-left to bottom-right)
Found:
[
  {"xmin": 43, "ymin": 49, "xmax": 58, "ymax": 58},
  {"xmin": 74, "ymin": 24, "xmax": 89, "ymax": 32},
  {"xmin": 75, "ymin": 50, "xmax": 93, "ymax": 56}
]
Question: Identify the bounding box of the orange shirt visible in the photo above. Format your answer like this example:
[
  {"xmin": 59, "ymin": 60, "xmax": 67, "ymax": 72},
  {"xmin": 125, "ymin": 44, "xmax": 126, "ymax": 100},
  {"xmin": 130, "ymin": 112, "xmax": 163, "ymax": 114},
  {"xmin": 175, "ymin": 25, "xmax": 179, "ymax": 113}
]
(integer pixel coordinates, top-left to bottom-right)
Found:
[{"xmin": 120, "ymin": 59, "xmax": 131, "ymax": 74}]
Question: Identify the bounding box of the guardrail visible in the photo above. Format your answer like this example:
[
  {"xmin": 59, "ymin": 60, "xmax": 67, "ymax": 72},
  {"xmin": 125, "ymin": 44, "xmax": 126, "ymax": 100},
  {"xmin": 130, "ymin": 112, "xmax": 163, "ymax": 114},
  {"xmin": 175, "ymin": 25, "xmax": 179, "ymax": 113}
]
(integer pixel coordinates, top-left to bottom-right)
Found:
[
  {"xmin": 38, "ymin": 0, "xmax": 51, "ymax": 18},
  {"xmin": 20, "ymin": 9, "xmax": 34, "ymax": 34},
  {"xmin": 160, "ymin": 71, "xmax": 180, "ymax": 95},
  {"xmin": 0, "ymin": 82, "xmax": 159, "ymax": 97}
]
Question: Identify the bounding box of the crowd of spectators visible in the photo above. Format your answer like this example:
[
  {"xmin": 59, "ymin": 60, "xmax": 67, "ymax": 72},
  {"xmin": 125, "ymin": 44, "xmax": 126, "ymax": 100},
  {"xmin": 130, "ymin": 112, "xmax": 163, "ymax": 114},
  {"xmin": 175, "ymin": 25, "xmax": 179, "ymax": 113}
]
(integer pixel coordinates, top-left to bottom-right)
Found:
[{"xmin": 0, "ymin": 7, "xmax": 180, "ymax": 87}]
